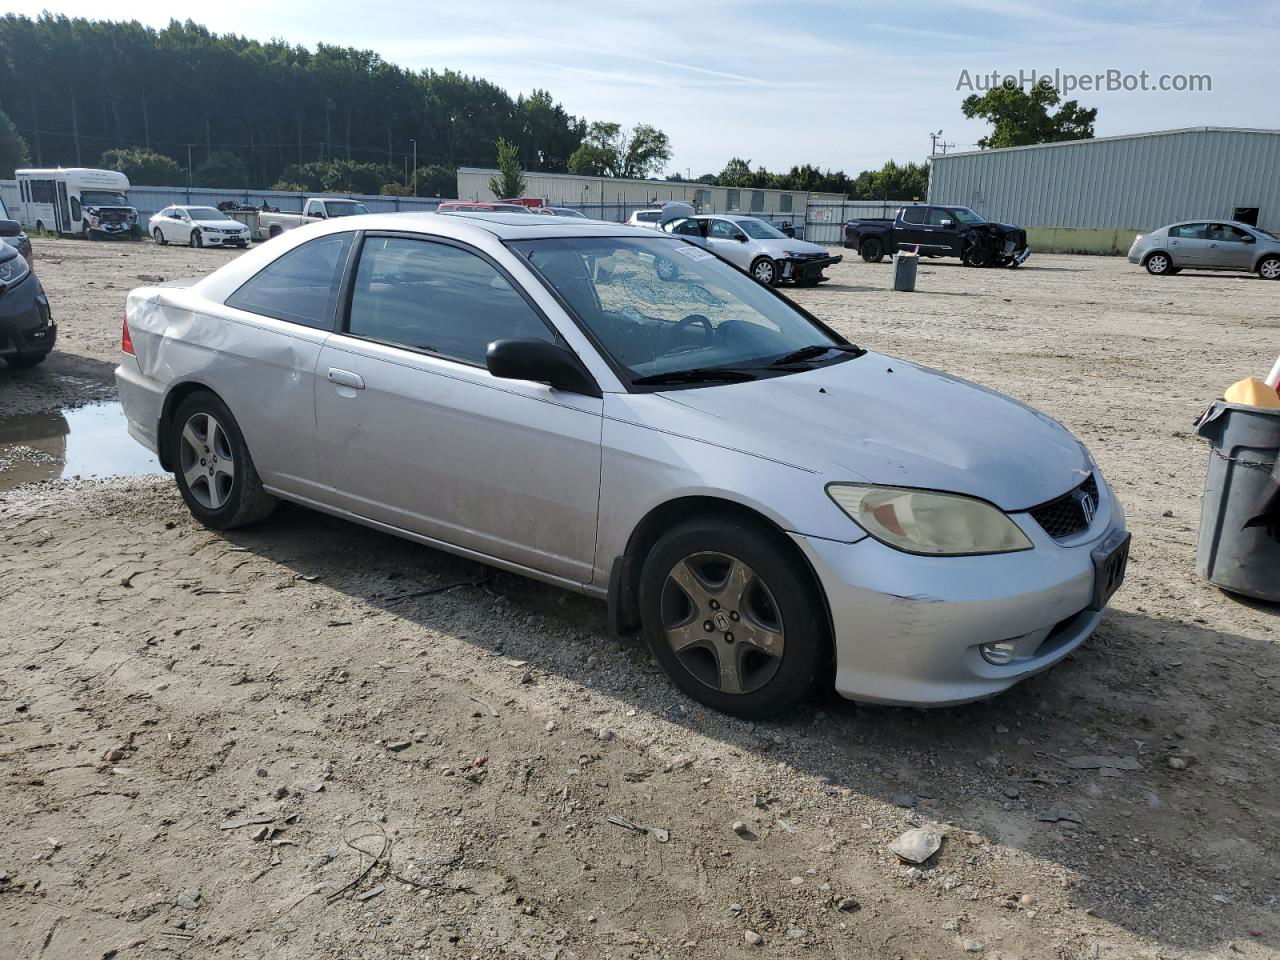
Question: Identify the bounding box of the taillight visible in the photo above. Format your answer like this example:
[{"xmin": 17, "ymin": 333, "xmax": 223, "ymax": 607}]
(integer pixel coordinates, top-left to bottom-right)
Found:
[{"xmin": 121, "ymin": 315, "xmax": 135, "ymax": 355}]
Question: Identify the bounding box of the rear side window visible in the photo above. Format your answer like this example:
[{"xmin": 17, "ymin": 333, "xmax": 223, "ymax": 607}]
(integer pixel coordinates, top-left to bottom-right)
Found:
[
  {"xmin": 1169, "ymin": 223, "xmax": 1207, "ymax": 239},
  {"xmin": 226, "ymin": 233, "xmax": 353, "ymax": 329},
  {"xmin": 901, "ymin": 206, "xmax": 926, "ymax": 224},
  {"xmin": 346, "ymin": 236, "xmax": 554, "ymax": 366}
]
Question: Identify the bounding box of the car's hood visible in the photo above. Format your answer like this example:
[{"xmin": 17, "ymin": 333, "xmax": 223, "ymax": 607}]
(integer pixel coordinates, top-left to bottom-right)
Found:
[
  {"xmin": 754, "ymin": 238, "xmax": 828, "ymax": 257},
  {"xmin": 646, "ymin": 352, "xmax": 1090, "ymax": 511},
  {"xmin": 193, "ymin": 219, "xmax": 246, "ymax": 230}
]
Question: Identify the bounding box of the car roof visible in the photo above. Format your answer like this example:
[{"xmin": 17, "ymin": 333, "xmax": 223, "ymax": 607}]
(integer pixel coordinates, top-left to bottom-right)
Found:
[
  {"xmin": 1166, "ymin": 219, "xmax": 1253, "ymax": 228},
  {"xmin": 320, "ymin": 210, "xmax": 657, "ymax": 240}
]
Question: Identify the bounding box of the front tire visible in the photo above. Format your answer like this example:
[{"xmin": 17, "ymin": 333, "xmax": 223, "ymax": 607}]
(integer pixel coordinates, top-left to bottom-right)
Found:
[
  {"xmin": 1258, "ymin": 256, "xmax": 1280, "ymax": 281},
  {"xmin": 171, "ymin": 391, "xmax": 276, "ymax": 530},
  {"xmin": 191, "ymin": 229, "xmax": 203, "ymax": 249},
  {"xmin": 860, "ymin": 238, "xmax": 884, "ymax": 263},
  {"xmin": 153, "ymin": 227, "xmax": 167, "ymax": 246},
  {"xmin": 638, "ymin": 516, "xmax": 827, "ymax": 719},
  {"xmin": 750, "ymin": 257, "xmax": 778, "ymax": 286},
  {"xmin": 1144, "ymin": 251, "xmax": 1173, "ymax": 275}
]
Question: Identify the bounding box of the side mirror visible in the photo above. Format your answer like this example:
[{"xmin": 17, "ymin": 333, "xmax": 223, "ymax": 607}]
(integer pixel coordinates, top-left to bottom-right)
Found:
[
  {"xmin": 0, "ymin": 219, "xmax": 21, "ymax": 238},
  {"xmin": 940, "ymin": 219, "xmax": 954, "ymax": 228},
  {"xmin": 1243, "ymin": 234, "xmax": 1256, "ymax": 243},
  {"xmin": 486, "ymin": 339, "xmax": 601, "ymax": 397},
  {"xmin": 735, "ymin": 233, "xmax": 748, "ymax": 242},
  {"xmin": 313, "ymin": 209, "xmax": 326, "ymax": 219}
]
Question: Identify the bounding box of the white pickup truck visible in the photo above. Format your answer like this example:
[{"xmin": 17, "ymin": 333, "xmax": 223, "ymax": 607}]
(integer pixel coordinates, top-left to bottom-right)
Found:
[{"xmin": 256, "ymin": 197, "xmax": 371, "ymax": 240}]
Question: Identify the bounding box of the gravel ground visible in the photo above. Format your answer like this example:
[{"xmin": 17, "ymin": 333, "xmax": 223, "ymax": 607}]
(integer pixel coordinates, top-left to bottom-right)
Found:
[{"xmin": 1, "ymin": 238, "xmax": 1278, "ymax": 960}]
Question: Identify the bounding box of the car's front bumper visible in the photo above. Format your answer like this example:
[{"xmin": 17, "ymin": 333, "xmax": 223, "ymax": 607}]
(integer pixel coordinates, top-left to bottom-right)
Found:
[
  {"xmin": 791, "ymin": 482, "xmax": 1127, "ymax": 706},
  {"xmin": 201, "ymin": 231, "xmax": 251, "ymax": 246},
  {"xmin": 781, "ymin": 254, "xmax": 843, "ymax": 281},
  {"xmin": 0, "ymin": 274, "xmax": 56, "ymax": 360},
  {"xmin": 88, "ymin": 219, "xmax": 138, "ymax": 237}
]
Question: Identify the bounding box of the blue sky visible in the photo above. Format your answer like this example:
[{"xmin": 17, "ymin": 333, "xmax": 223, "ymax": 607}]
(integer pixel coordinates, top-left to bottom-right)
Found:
[{"xmin": 9, "ymin": 0, "xmax": 1277, "ymax": 175}]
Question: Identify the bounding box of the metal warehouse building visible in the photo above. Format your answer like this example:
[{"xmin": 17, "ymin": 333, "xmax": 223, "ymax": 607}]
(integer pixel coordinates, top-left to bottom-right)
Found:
[
  {"xmin": 927, "ymin": 127, "xmax": 1280, "ymax": 254},
  {"xmin": 456, "ymin": 167, "xmax": 844, "ymax": 220}
]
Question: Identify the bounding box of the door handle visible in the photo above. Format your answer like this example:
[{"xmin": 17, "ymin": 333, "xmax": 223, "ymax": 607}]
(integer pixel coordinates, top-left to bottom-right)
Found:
[{"xmin": 328, "ymin": 367, "xmax": 365, "ymax": 390}]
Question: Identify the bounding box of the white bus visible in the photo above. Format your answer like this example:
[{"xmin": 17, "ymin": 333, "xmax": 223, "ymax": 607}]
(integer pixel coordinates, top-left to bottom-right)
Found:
[{"xmin": 14, "ymin": 168, "xmax": 141, "ymax": 239}]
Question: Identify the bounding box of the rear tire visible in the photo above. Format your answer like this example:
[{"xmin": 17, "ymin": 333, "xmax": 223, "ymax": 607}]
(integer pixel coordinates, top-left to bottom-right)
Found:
[
  {"xmin": 1258, "ymin": 256, "xmax": 1280, "ymax": 281},
  {"xmin": 1144, "ymin": 251, "xmax": 1173, "ymax": 275},
  {"xmin": 860, "ymin": 237, "xmax": 884, "ymax": 263},
  {"xmin": 4, "ymin": 352, "xmax": 48, "ymax": 369},
  {"xmin": 171, "ymin": 391, "xmax": 276, "ymax": 530},
  {"xmin": 638, "ymin": 515, "xmax": 827, "ymax": 719}
]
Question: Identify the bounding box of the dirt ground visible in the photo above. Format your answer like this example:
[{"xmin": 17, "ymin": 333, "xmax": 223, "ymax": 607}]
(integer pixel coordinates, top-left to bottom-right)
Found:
[{"xmin": 1, "ymin": 238, "xmax": 1278, "ymax": 960}]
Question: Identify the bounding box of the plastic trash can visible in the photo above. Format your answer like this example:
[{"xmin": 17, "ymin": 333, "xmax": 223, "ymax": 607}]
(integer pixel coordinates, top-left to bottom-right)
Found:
[
  {"xmin": 893, "ymin": 252, "xmax": 918, "ymax": 292},
  {"xmin": 1194, "ymin": 401, "xmax": 1280, "ymax": 602}
]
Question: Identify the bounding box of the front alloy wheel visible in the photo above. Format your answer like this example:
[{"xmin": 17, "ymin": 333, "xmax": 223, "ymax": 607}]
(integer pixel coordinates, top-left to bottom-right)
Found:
[
  {"xmin": 751, "ymin": 257, "xmax": 777, "ymax": 285},
  {"xmin": 662, "ymin": 552, "xmax": 785, "ymax": 696},
  {"xmin": 1258, "ymin": 256, "xmax": 1280, "ymax": 280},
  {"xmin": 153, "ymin": 227, "xmax": 166, "ymax": 246}
]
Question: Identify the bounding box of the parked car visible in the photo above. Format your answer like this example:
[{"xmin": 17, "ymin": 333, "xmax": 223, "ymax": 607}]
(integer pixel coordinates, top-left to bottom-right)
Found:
[
  {"xmin": 845, "ymin": 205, "xmax": 1030, "ymax": 268},
  {"xmin": 627, "ymin": 209, "xmax": 663, "ymax": 228},
  {"xmin": 663, "ymin": 214, "xmax": 841, "ymax": 286},
  {"xmin": 258, "ymin": 198, "xmax": 371, "ymax": 240},
  {"xmin": 115, "ymin": 212, "xmax": 1128, "ymax": 717},
  {"xmin": 437, "ymin": 201, "xmax": 534, "ymax": 215},
  {"xmin": 543, "ymin": 207, "xmax": 590, "ymax": 218},
  {"xmin": 0, "ymin": 194, "xmax": 33, "ymax": 261},
  {"xmin": 0, "ymin": 241, "xmax": 55, "ymax": 368},
  {"xmin": 150, "ymin": 206, "xmax": 253, "ymax": 249},
  {"xmin": 1128, "ymin": 220, "xmax": 1280, "ymax": 279}
]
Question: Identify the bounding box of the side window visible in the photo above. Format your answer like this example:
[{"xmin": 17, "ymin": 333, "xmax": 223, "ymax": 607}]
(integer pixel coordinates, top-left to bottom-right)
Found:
[
  {"xmin": 670, "ymin": 219, "xmax": 702, "ymax": 237},
  {"xmin": 1169, "ymin": 223, "xmax": 1206, "ymax": 239},
  {"xmin": 928, "ymin": 207, "xmax": 954, "ymax": 226},
  {"xmin": 70, "ymin": 197, "xmax": 81, "ymax": 221},
  {"xmin": 900, "ymin": 206, "xmax": 926, "ymax": 225},
  {"xmin": 30, "ymin": 180, "xmax": 55, "ymax": 205},
  {"xmin": 708, "ymin": 219, "xmax": 740, "ymax": 239},
  {"xmin": 226, "ymin": 233, "xmax": 353, "ymax": 329},
  {"xmin": 1210, "ymin": 223, "xmax": 1250, "ymax": 242},
  {"xmin": 346, "ymin": 237, "xmax": 554, "ymax": 366}
]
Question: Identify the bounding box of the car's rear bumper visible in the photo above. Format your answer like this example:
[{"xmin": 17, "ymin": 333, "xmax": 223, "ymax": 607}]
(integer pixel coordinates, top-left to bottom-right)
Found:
[
  {"xmin": 790, "ymin": 485, "xmax": 1127, "ymax": 706},
  {"xmin": 114, "ymin": 358, "xmax": 166, "ymax": 457},
  {"xmin": 0, "ymin": 275, "xmax": 56, "ymax": 360}
]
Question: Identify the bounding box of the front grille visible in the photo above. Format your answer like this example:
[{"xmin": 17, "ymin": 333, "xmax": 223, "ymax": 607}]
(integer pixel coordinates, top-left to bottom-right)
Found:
[{"xmin": 1029, "ymin": 474, "xmax": 1099, "ymax": 540}]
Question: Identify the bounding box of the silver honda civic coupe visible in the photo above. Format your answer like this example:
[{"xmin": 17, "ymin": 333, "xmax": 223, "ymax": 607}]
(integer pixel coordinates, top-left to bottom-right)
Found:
[{"xmin": 116, "ymin": 212, "xmax": 1129, "ymax": 718}]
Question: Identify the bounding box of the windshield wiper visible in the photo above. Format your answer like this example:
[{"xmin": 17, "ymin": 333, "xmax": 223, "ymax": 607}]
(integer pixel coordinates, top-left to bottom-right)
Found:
[
  {"xmin": 632, "ymin": 367, "xmax": 759, "ymax": 386},
  {"xmin": 768, "ymin": 343, "xmax": 865, "ymax": 367}
]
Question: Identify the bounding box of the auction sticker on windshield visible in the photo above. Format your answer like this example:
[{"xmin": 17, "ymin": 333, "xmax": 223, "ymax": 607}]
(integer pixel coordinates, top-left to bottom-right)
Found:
[{"xmin": 674, "ymin": 245, "xmax": 714, "ymax": 261}]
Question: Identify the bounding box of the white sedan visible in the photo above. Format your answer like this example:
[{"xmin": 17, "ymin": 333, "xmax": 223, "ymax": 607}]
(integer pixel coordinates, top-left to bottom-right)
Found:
[{"xmin": 150, "ymin": 206, "xmax": 252, "ymax": 249}]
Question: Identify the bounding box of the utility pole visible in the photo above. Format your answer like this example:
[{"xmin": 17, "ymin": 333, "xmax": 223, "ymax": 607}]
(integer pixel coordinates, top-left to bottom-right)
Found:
[
  {"xmin": 410, "ymin": 139, "xmax": 417, "ymax": 196},
  {"xmin": 929, "ymin": 130, "xmax": 943, "ymax": 155}
]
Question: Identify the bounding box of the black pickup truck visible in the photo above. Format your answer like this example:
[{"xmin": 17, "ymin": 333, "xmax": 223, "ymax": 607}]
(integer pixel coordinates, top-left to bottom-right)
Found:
[{"xmin": 844, "ymin": 204, "xmax": 1030, "ymax": 268}]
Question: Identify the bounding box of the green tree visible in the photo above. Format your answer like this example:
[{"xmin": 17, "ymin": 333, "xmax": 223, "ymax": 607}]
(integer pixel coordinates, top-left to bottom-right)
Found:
[
  {"xmin": 716, "ymin": 157, "xmax": 754, "ymax": 187},
  {"xmin": 380, "ymin": 181, "xmax": 412, "ymax": 196},
  {"xmin": 414, "ymin": 163, "xmax": 457, "ymax": 197},
  {"xmin": 567, "ymin": 121, "xmax": 671, "ymax": 179},
  {"xmin": 321, "ymin": 160, "xmax": 392, "ymax": 194},
  {"xmin": 488, "ymin": 137, "xmax": 526, "ymax": 198},
  {"xmin": 961, "ymin": 85, "xmax": 1096, "ymax": 148},
  {"xmin": 194, "ymin": 151, "xmax": 249, "ymax": 188},
  {"xmin": 0, "ymin": 107, "xmax": 29, "ymax": 178},
  {"xmin": 99, "ymin": 146, "xmax": 184, "ymax": 185}
]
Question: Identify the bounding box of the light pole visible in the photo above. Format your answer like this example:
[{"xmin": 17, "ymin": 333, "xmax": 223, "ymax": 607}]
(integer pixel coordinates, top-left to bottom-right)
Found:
[{"xmin": 410, "ymin": 139, "xmax": 417, "ymax": 196}]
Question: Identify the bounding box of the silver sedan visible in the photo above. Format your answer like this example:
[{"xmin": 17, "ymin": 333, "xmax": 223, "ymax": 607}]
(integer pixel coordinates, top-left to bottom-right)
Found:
[
  {"xmin": 1128, "ymin": 219, "xmax": 1280, "ymax": 279},
  {"xmin": 116, "ymin": 213, "xmax": 1129, "ymax": 717},
  {"xmin": 663, "ymin": 214, "xmax": 841, "ymax": 286}
]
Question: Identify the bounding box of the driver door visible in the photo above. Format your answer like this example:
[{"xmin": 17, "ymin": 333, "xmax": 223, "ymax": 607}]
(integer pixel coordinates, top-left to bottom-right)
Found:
[
  {"xmin": 313, "ymin": 234, "xmax": 604, "ymax": 584},
  {"xmin": 925, "ymin": 206, "xmax": 965, "ymax": 256},
  {"xmin": 704, "ymin": 218, "xmax": 751, "ymax": 270}
]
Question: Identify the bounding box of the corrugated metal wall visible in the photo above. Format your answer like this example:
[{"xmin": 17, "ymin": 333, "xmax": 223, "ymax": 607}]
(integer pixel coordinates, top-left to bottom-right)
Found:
[{"xmin": 928, "ymin": 128, "xmax": 1280, "ymax": 232}]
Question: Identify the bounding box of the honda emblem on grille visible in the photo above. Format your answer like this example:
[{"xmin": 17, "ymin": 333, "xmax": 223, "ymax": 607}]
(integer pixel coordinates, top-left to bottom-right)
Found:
[{"xmin": 1077, "ymin": 491, "xmax": 1096, "ymax": 526}]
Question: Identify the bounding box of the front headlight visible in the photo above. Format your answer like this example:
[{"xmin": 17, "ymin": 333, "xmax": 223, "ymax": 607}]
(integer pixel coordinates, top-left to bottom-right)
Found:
[
  {"xmin": 827, "ymin": 484, "xmax": 1032, "ymax": 556},
  {"xmin": 0, "ymin": 253, "xmax": 31, "ymax": 286}
]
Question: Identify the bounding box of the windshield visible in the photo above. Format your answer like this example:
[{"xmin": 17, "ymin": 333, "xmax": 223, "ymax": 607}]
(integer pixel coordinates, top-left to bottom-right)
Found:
[
  {"xmin": 82, "ymin": 191, "xmax": 129, "ymax": 206},
  {"xmin": 950, "ymin": 207, "xmax": 985, "ymax": 224},
  {"xmin": 737, "ymin": 218, "xmax": 787, "ymax": 240},
  {"xmin": 1252, "ymin": 227, "xmax": 1278, "ymax": 241},
  {"xmin": 184, "ymin": 206, "xmax": 232, "ymax": 221},
  {"xmin": 553, "ymin": 208, "xmax": 588, "ymax": 218},
  {"xmin": 325, "ymin": 201, "xmax": 370, "ymax": 217},
  {"xmin": 511, "ymin": 236, "xmax": 847, "ymax": 384}
]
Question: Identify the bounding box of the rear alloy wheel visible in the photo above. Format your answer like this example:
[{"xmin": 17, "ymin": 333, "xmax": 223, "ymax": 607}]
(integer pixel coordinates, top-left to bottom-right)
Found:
[
  {"xmin": 153, "ymin": 227, "xmax": 167, "ymax": 246},
  {"xmin": 191, "ymin": 229, "xmax": 203, "ymax": 249},
  {"xmin": 1145, "ymin": 252, "xmax": 1172, "ymax": 275},
  {"xmin": 751, "ymin": 257, "xmax": 778, "ymax": 286},
  {"xmin": 639, "ymin": 517, "xmax": 827, "ymax": 718},
  {"xmin": 171, "ymin": 392, "xmax": 276, "ymax": 529},
  {"xmin": 860, "ymin": 238, "xmax": 884, "ymax": 263},
  {"xmin": 1258, "ymin": 256, "xmax": 1280, "ymax": 281}
]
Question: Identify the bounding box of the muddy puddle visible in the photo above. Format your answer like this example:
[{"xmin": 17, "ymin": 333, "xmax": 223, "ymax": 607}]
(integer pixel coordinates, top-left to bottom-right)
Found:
[{"xmin": 0, "ymin": 402, "xmax": 161, "ymax": 491}]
